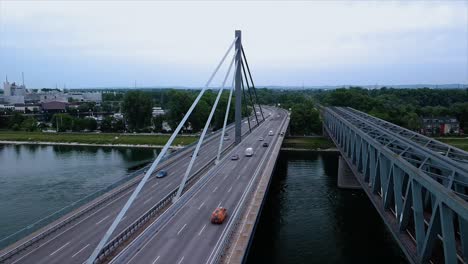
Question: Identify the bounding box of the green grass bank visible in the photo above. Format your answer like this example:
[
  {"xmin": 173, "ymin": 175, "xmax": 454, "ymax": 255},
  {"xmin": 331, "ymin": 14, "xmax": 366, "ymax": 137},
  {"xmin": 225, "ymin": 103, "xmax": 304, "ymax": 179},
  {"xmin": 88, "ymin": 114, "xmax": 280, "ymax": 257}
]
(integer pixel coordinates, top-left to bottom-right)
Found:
[
  {"xmin": 437, "ymin": 137, "xmax": 468, "ymax": 151},
  {"xmin": 282, "ymin": 136, "xmax": 335, "ymax": 150},
  {"xmin": 0, "ymin": 131, "xmax": 197, "ymax": 147}
]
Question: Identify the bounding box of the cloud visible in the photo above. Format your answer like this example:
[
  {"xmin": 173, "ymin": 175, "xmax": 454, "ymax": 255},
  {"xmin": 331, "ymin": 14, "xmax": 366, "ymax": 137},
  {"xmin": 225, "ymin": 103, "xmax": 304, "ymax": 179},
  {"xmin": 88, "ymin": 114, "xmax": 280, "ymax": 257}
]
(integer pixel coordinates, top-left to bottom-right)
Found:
[{"xmin": 0, "ymin": 1, "xmax": 466, "ymax": 87}]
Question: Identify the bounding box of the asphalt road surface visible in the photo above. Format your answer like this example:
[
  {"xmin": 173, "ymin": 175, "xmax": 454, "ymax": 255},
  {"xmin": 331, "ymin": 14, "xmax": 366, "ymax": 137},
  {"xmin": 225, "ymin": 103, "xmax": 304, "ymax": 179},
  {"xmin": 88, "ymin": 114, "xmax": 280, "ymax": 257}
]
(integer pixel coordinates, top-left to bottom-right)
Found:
[
  {"xmin": 3, "ymin": 112, "xmax": 266, "ymax": 264},
  {"xmin": 111, "ymin": 107, "xmax": 288, "ymax": 264}
]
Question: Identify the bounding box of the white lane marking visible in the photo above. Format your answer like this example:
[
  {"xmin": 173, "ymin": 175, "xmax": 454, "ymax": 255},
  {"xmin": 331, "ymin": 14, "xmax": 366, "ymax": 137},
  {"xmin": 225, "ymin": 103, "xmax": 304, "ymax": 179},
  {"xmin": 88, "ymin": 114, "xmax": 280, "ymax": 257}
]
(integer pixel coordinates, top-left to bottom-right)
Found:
[
  {"xmin": 49, "ymin": 241, "xmax": 70, "ymax": 256},
  {"xmin": 143, "ymin": 197, "xmax": 153, "ymax": 204},
  {"xmin": 217, "ymin": 202, "xmax": 222, "ymax": 208},
  {"xmin": 152, "ymin": 256, "xmax": 160, "ymax": 264},
  {"xmin": 177, "ymin": 224, "xmax": 187, "ymax": 235},
  {"xmin": 152, "ymin": 183, "xmax": 158, "ymax": 188},
  {"xmin": 164, "ymin": 183, "xmax": 171, "ymax": 189},
  {"xmin": 212, "ymin": 186, "xmax": 218, "ymax": 193},
  {"xmin": 95, "ymin": 215, "xmax": 110, "ymax": 225},
  {"xmin": 198, "ymin": 224, "xmax": 207, "ymax": 236},
  {"xmin": 122, "ymin": 216, "xmax": 127, "ymax": 221},
  {"xmin": 177, "ymin": 256, "xmax": 185, "ymax": 264},
  {"xmin": 227, "ymin": 186, "xmax": 232, "ymax": 193},
  {"xmin": 236, "ymin": 174, "xmax": 241, "ymax": 180},
  {"xmin": 71, "ymin": 244, "xmax": 89, "ymax": 258},
  {"xmin": 223, "ymin": 174, "xmax": 228, "ymax": 180},
  {"xmin": 198, "ymin": 201, "xmax": 205, "ymax": 210}
]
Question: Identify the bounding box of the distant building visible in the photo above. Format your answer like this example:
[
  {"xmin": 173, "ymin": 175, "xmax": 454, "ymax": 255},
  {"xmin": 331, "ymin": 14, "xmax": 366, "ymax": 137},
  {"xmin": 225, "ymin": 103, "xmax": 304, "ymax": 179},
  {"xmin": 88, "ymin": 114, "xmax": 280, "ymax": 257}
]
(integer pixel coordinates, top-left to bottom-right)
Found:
[
  {"xmin": 421, "ymin": 117, "xmax": 460, "ymax": 136},
  {"xmin": 40, "ymin": 93, "xmax": 68, "ymax": 103},
  {"xmin": 41, "ymin": 101, "xmax": 68, "ymax": 113},
  {"xmin": 152, "ymin": 106, "xmax": 166, "ymax": 117},
  {"xmin": 0, "ymin": 104, "xmax": 15, "ymax": 111}
]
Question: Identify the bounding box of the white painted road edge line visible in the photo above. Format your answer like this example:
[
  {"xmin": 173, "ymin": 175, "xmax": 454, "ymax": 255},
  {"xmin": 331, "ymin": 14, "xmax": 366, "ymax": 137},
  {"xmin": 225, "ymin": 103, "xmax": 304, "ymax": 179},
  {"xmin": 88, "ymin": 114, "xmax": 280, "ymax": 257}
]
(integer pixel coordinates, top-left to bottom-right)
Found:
[
  {"xmin": 227, "ymin": 186, "xmax": 232, "ymax": 193},
  {"xmin": 212, "ymin": 186, "xmax": 218, "ymax": 193},
  {"xmin": 177, "ymin": 224, "xmax": 187, "ymax": 235},
  {"xmin": 72, "ymin": 244, "xmax": 90, "ymax": 258},
  {"xmin": 49, "ymin": 241, "xmax": 70, "ymax": 256}
]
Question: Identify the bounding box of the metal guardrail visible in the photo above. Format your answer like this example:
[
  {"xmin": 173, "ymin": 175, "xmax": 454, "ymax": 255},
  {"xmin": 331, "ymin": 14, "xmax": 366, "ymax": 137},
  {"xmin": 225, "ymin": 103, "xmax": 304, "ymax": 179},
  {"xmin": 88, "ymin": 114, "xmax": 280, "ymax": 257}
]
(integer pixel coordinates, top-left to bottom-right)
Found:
[
  {"xmin": 0, "ymin": 125, "xmax": 230, "ymax": 263},
  {"xmin": 211, "ymin": 110, "xmax": 289, "ymax": 264}
]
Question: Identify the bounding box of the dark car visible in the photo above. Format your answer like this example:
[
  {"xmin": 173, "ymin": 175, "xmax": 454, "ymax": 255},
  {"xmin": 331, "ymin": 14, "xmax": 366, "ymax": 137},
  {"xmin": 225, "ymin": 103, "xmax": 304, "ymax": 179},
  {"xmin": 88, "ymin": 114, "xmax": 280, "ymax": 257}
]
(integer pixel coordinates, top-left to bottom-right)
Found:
[
  {"xmin": 231, "ymin": 154, "xmax": 239, "ymax": 160},
  {"xmin": 262, "ymin": 142, "xmax": 269, "ymax": 147},
  {"xmin": 190, "ymin": 152, "xmax": 199, "ymax": 157},
  {"xmin": 155, "ymin": 170, "xmax": 168, "ymax": 178}
]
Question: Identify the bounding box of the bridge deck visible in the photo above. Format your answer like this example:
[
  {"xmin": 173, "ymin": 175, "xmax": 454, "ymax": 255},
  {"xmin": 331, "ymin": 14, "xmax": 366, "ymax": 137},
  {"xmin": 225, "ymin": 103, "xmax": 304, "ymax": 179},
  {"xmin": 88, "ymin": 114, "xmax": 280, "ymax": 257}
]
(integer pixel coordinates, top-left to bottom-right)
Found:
[{"xmin": 109, "ymin": 107, "xmax": 288, "ymax": 264}]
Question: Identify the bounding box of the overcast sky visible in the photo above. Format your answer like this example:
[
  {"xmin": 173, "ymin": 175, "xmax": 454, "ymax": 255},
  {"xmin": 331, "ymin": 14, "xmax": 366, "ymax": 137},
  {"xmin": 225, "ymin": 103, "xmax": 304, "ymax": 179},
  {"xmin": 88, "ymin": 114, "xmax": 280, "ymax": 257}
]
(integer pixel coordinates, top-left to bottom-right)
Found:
[{"xmin": 0, "ymin": 1, "xmax": 467, "ymax": 88}]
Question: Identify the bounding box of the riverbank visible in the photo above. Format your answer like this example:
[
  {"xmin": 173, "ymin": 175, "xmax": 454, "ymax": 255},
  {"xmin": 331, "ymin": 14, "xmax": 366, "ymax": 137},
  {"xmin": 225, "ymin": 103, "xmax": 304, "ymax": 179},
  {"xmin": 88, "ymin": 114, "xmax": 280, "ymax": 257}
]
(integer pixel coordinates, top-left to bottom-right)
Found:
[
  {"xmin": 281, "ymin": 136, "xmax": 337, "ymax": 151},
  {"xmin": 0, "ymin": 131, "xmax": 197, "ymax": 147},
  {"xmin": 436, "ymin": 137, "xmax": 468, "ymax": 151}
]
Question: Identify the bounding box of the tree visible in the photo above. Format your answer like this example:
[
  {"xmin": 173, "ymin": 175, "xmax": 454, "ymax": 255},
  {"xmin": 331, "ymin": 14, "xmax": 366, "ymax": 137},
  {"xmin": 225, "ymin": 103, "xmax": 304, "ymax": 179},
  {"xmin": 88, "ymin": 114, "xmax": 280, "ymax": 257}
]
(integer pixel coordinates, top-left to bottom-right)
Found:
[
  {"xmin": 100, "ymin": 116, "xmax": 114, "ymax": 132},
  {"xmin": 153, "ymin": 115, "xmax": 164, "ymax": 132},
  {"xmin": 9, "ymin": 112, "xmax": 25, "ymax": 130},
  {"xmin": 20, "ymin": 117, "xmax": 38, "ymax": 131},
  {"xmin": 51, "ymin": 114, "xmax": 74, "ymax": 132},
  {"xmin": 121, "ymin": 91, "xmax": 153, "ymax": 131},
  {"xmin": 403, "ymin": 112, "xmax": 421, "ymax": 131}
]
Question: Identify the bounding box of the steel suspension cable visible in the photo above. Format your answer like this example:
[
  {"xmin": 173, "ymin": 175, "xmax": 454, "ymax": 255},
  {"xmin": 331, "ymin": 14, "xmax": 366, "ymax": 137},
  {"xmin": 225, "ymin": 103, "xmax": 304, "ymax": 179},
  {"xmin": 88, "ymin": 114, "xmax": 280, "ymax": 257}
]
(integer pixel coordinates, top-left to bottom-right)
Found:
[
  {"xmin": 241, "ymin": 46, "xmax": 265, "ymax": 121},
  {"xmin": 216, "ymin": 77, "xmax": 235, "ymax": 164},
  {"xmin": 242, "ymin": 80, "xmax": 252, "ymax": 133},
  {"xmin": 174, "ymin": 51, "xmax": 237, "ymax": 201},
  {"xmin": 241, "ymin": 60, "xmax": 260, "ymax": 126},
  {"xmin": 87, "ymin": 37, "xmax": 237, "ymax": 264}
]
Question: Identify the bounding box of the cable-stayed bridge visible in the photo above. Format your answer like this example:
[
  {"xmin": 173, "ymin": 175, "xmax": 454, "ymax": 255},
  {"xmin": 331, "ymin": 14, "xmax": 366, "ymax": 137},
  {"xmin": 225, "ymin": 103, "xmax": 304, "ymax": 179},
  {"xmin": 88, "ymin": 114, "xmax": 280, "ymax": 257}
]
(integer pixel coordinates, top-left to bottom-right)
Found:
[{"xmin": 0, "ymin": 30, "xmax": 466, "ymax": 264}]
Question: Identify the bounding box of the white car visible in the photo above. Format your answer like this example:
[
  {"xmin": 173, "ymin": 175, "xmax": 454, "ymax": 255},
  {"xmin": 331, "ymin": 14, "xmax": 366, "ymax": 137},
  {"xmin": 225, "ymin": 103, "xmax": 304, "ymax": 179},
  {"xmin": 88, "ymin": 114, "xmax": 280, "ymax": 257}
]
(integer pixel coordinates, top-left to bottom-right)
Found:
[
  {"xmin": 268, "ymin": 131, "xmax": 274, "ymax": 136},
  {"xmin": 259, "ymin": 137, "xmax": 264, "ymax": 141},
  {"xmin": 244, "ymin": 147, "xmax": 254, "ymax": 157}
]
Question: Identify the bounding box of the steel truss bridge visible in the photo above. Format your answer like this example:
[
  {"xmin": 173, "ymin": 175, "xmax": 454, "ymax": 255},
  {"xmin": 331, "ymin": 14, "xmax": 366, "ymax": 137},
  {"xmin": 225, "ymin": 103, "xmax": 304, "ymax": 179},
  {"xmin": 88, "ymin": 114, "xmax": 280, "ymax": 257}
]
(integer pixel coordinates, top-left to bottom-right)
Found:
[{"xmin": 323, "ymin": 106, "xmax": 468, "ymax": 264}]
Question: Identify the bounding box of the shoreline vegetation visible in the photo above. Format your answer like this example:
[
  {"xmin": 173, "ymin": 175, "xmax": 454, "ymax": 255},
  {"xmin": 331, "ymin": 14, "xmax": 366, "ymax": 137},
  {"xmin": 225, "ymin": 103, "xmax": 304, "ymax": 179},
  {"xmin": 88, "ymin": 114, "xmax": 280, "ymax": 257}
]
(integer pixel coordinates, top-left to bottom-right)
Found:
[
  {"xmin": 281, "ymin": 136, "xmax": 337, "ymax": 151},
  {"xmin": 0, "ymin": 131, "xmax": 197, "ymax": 148},
  {"xmin": 0, "ymin": 131, "xmax": 466, "ymax": 151}
]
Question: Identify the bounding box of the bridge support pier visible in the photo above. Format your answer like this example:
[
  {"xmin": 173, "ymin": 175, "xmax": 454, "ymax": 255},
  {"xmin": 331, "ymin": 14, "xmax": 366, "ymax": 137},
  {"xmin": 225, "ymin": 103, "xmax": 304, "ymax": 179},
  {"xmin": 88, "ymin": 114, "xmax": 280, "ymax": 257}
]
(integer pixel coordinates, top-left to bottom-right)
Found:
[
  {"xmin": 337, "ymin": 155, "xmax": 361, "ymax": 189},
  {"xmin": 234, "ymin": 30, "xmax": 242, "ymax": 145}
]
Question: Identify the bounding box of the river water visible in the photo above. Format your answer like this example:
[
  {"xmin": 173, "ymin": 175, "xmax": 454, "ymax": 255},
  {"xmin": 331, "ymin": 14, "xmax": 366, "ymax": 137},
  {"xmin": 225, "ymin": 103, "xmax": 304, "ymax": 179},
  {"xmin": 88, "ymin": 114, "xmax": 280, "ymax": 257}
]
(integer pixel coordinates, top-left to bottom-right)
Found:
[
  {"xmin": 0, "ymin": 144, "xmax": 407, "ymax": 262},
  {"xmin": 246, "ymin": 151, "xmax": 407, "ymax": 263},
  {"xmin": 0, "ymin": 144, "xmax": 158, "ymax": 248}
]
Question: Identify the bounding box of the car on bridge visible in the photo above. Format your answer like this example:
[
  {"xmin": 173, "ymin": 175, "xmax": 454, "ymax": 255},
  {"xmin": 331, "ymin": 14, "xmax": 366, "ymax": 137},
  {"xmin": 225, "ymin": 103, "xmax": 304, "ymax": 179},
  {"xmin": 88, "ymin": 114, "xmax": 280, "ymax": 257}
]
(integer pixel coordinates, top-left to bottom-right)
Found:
[
  {"xmin": 231, "ymin": 154, "xmax": 239, "ymax": 160},
  {"xmin": 155, "ymin": 170, "xmax": 168, "ymax": 178},
  {"xmin": 259, "ymin": 137, "xmax": 264, "ymax": 141},
  {"xmin": 263, "ymin": 142, "xmax": 269, "ymax": 147},
  {"xmin": 268, "ymin": 130, "xmax": 274, "ymax": 136},
  {"xmin": 210, "ymin": 207, "xmax": 227, "ymax": 224},
  {"xmin": 245, "ymin": 147, "xmax": 254, "ymax": 157}
]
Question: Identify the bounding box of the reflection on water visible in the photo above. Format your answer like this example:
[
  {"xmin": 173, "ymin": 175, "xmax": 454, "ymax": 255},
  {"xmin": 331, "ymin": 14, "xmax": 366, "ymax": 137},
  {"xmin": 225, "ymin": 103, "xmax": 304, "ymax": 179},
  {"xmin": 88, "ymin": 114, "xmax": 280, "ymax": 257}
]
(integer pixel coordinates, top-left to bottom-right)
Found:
[
  {"xmin": 0, "ymin": 144, "xmax": 158, "ymax": 246},
  {"xmin": 247, "ymin": 151, "xmax": 408, "ymax": 264}
]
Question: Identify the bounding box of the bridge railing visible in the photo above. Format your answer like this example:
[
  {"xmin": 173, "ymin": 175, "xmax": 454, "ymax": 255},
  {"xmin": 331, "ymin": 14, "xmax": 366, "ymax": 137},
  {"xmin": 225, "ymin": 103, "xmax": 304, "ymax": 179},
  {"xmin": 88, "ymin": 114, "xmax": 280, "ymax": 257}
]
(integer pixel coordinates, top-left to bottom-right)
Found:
[{"xmin": 323, "ymin": 107, "xmax": 468, "ymax": 264}]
